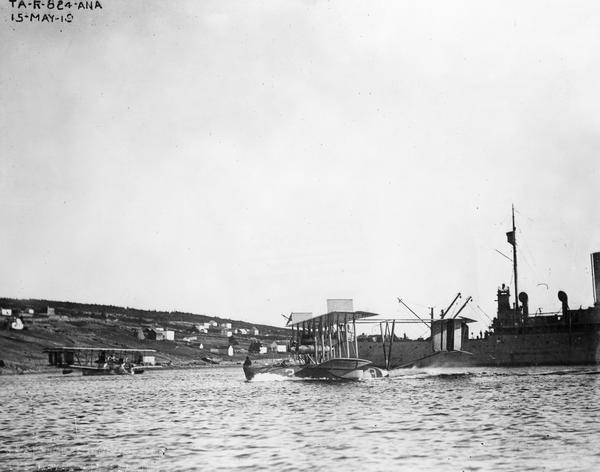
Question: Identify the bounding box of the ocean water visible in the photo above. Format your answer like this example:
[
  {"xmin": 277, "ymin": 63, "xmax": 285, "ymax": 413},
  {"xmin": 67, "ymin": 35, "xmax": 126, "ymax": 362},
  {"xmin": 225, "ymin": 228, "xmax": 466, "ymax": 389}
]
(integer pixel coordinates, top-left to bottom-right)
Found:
[{"xmin": 1, "ymin": 366, "xmax": 599, "ymax": 471}]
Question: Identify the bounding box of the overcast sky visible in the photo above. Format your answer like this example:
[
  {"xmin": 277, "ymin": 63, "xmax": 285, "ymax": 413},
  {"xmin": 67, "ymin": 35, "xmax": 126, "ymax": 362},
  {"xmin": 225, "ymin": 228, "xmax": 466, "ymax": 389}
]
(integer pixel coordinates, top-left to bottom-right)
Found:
[{"xmin": 2, "ymin": 1, "xmax": 599, "ymax": 335}]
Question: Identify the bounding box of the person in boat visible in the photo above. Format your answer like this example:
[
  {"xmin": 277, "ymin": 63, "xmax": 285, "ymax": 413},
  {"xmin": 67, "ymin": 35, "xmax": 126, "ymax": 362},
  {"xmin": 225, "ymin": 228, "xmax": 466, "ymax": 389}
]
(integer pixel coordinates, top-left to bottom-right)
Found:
[
  {"xmin": 243, "ymin": 356, "xmax": 252, "ymax": 367},
  {"xmin": 97, "ymin": 352, "xmax": 106, "ymax": 365}
]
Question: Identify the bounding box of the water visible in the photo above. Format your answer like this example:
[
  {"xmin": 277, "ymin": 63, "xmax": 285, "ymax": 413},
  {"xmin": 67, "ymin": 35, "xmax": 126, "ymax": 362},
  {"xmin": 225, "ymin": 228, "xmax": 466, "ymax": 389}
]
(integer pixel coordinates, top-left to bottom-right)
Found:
[{"xmin": 1, "ymin": 366, "xmax": 599, "ymax": 471}]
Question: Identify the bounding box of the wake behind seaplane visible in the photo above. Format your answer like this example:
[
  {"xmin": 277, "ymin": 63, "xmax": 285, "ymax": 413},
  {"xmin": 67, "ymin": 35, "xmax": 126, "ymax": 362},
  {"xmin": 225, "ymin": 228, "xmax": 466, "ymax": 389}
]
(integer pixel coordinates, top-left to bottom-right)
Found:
[
  {"xmin": 243, "ymin": 300, "xmax": 388, "ymax": 381},
  {"xmin": 46, "ymin": 347, "xmax": 160, "ymax": 376}
]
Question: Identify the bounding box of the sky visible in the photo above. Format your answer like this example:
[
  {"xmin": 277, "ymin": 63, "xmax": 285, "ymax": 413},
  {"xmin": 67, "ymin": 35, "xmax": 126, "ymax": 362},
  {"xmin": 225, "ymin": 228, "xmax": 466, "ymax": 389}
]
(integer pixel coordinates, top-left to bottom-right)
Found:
[{"xmin": 1, "ymin": 1, "xmax": 600, "ymax": 336}]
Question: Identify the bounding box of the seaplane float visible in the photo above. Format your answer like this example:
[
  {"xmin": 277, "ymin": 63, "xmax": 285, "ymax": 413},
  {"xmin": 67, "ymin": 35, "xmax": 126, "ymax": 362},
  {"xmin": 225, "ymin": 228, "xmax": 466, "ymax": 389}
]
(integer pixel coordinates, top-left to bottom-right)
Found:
[
  {"xmin": 243, "ymin": 304, "xmax": 389, "ymax": 381},
  {"xmin": 45, "ymin": 347, "xmax": 160, "ymax": 376}
]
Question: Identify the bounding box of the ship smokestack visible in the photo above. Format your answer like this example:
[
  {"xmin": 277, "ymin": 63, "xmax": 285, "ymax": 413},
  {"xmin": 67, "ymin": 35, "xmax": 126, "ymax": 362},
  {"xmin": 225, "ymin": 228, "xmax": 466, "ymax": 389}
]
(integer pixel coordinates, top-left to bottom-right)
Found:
[
  {"xmin": 518, "ymin": 292, "xmax": 529, "ymax": 318},
  {"xmin": 592, "ymin": 252, "xmax": 600, "ymax": 306},
  {"xmin": 558, "ymin": 291, "xmax": 569, "ymax": 316}
]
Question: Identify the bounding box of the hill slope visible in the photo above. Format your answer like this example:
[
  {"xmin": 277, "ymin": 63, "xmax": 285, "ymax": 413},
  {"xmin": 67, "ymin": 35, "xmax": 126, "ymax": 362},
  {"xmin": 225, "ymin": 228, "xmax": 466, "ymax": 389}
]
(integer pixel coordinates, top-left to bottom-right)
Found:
[{"xmin": 0, "ymin": 298, "xmax": 291, "ymax": 373}]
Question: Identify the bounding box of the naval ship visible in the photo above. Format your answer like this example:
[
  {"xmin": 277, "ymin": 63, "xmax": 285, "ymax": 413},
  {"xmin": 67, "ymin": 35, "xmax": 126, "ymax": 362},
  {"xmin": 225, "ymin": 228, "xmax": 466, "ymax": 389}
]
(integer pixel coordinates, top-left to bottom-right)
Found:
[{"xmin": 358, "ymin": 209, "xmax": 600, "ymax": 367}]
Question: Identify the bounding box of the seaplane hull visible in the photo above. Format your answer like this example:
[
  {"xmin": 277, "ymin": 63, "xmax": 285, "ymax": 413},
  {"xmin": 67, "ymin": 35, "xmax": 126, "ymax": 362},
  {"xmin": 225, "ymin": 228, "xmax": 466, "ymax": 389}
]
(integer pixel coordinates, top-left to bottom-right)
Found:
[
  {"xmin": 79, "ymin": 365, "xmax": 144, "ymax": 376},
  {"xmin": 294, "ymin": 358, "xmax": 388, "ymax": 381}
]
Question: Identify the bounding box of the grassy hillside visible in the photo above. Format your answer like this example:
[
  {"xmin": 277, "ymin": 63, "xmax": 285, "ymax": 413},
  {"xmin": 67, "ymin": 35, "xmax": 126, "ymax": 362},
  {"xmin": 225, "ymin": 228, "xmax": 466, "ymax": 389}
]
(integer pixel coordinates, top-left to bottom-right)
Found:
[{"xmin": 0, "ymin": 298, "xmax": 291, "ymax": 373}]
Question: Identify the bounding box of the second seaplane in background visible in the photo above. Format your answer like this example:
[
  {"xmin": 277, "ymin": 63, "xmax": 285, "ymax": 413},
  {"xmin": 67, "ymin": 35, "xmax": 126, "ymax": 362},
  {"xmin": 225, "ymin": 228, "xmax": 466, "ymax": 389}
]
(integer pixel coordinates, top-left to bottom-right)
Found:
[{"xmin": 46, "ymin": 347, "xmax": 160, "ymax": 376}]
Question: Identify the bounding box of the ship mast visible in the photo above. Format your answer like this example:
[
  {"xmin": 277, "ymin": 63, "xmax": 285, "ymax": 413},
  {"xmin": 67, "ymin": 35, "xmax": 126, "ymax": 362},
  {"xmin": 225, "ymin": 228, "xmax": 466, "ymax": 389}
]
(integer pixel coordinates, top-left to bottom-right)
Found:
[
  {"xmin": 511, "ymin": 205, "xmax": 519, "ymax": 312},
  {"xmin": 505, "ymin": 205, "xmax": 519, "ymax": 311}
]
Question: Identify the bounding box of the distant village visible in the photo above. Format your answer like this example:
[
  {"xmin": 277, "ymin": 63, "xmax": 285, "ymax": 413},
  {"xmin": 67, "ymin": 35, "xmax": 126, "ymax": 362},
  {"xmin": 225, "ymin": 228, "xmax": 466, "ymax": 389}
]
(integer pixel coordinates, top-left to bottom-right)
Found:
[{"xmin": 0, "ymin": 300, "xmax": 292, "ymax": 367}]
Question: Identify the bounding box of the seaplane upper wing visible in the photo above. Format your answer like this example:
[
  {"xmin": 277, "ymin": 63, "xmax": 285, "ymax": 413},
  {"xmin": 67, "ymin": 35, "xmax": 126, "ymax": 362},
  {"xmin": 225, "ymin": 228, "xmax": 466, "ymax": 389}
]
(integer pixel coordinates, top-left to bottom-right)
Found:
[{"xmin": 287, "ymin": 310, "xmax": 379, "ymax": 329}]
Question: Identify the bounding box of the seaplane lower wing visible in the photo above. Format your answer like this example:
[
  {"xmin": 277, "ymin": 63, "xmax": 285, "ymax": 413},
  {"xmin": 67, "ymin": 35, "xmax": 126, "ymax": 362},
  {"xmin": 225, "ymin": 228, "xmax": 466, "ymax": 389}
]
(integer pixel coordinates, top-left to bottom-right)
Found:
[{"xmin": 68, "ymin": 365, "xmax": 103, "ymax": 371}]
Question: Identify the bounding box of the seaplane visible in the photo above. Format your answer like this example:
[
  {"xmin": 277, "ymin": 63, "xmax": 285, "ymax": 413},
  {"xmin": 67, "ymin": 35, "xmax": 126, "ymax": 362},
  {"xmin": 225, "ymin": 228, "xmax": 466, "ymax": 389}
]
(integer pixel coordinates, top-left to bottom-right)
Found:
[
  {"xmin": 243, "ymin": 296, "xmax": 478, "ymax": 380},
  {"xmin": 45, "ymin": 347, "xmax": 159, "ymax": 376},
  {"xmin": 243, "ymin": 300, "xmax": 389, "ymax": 381}
]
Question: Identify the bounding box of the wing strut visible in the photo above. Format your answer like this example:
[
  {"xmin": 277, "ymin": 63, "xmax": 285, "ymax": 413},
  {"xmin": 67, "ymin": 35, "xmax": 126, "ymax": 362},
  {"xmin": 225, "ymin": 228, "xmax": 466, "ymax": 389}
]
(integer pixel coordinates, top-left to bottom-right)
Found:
[{"xmin": 397, "ymin": 298, "xmax": 430, "ymax": 327}]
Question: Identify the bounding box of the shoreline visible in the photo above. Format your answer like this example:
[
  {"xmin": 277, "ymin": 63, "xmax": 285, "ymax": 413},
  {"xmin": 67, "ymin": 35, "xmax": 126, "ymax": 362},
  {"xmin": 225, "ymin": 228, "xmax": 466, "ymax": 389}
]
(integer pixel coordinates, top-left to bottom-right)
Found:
[
  {"xmin": 0, "ymin": 355, "xmax": 293, "ymax": 376},
  {"xmin": 0, "ymin": 362, "xmax": 245, "ymax": 376}
]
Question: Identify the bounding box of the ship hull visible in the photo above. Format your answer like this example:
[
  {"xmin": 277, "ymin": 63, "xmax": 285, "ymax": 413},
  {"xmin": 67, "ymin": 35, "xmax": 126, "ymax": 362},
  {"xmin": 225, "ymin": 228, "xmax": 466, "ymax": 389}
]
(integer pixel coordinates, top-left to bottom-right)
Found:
[{"xmin": 359, "ymin": 330, "xmax": 600, "ymax": 368}]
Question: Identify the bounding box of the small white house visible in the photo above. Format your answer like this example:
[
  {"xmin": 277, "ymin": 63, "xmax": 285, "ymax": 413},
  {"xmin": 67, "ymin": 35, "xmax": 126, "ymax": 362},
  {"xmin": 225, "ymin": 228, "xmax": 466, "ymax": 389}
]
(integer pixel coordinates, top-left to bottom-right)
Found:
[
  {"xmin": 221, "ymin": 322, "xmax": 232, "ymax": 329},
  {"xmin": 165, "ymin": 330, "xmax": 175, "ymax": 341},
  {"xmin": 47, "ymin": 307, "xmax": 55, "ymax": 316},
  {"xmin": 235, "ymin": 328, "xmax": 249, "ymax": 335},
  {"xmin": 182, "ymin": 336, "xmax": 197, "ymax": 343},
  {"xmin": 209, "ymin": 320, "xmax": 218, "ymax": 327},
  {"xmin": 0, "ymin": 308, "xmax": 11, "ymax": 316},
  {"xmin": 220, "ymin": 328, "xmax": 232, "ymax": 337},
  {"xmin": 259, "ymin": 346, "xmax": 268, "ymax": 354},
  {"xmin": 269, "ymin": 341, "xmax": 288, "ymax": 353},
  {"xmin": 251, "ymin": 327, "xmax": 259, "ymax": 336}
]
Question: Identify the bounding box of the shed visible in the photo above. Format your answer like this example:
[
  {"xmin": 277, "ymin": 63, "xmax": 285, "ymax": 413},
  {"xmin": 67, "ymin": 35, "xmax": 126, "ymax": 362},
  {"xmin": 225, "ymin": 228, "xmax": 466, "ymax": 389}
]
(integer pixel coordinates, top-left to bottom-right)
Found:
[{"xmin": 146, "ymin": 328, "xmax": 165, "ymax": 341}]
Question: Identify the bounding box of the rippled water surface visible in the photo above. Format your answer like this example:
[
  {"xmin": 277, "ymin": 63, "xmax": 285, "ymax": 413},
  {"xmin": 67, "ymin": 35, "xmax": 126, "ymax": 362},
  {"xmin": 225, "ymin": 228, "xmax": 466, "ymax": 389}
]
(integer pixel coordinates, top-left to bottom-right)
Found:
[{"xmin": 1, "ymin": 366, "xmax": 600, "ymax": 471}]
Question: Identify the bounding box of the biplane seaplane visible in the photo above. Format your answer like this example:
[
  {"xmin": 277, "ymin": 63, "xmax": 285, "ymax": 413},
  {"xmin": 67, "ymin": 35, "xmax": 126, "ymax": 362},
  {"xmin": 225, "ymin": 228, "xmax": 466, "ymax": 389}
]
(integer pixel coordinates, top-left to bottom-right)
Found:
[
  {"xmin": 46, "ymin": 347, "xmax": 159, "ymax": 376},
  {"xmin": 243, "ymin": 297, "xmax": 478, "ymax": 380},
  {"xmin": 243, "ymin": 300, "xmax": 388, "ymax": 381}
]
